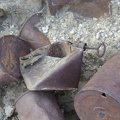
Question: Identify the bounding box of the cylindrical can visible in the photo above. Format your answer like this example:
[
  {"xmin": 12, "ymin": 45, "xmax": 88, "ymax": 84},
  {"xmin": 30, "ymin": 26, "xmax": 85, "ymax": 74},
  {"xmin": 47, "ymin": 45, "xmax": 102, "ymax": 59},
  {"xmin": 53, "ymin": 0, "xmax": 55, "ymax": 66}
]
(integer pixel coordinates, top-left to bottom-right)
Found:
[
  {"xmin": 15, "ymin": 91, "xmax": 64, "ymax": 120},
  {"xmin": 0, "ymin": 35, "xmax": 30, "ymax": 84},
  {"xmin": 74, "ymin": 52, "xmax": 120, "ymax": 120}
]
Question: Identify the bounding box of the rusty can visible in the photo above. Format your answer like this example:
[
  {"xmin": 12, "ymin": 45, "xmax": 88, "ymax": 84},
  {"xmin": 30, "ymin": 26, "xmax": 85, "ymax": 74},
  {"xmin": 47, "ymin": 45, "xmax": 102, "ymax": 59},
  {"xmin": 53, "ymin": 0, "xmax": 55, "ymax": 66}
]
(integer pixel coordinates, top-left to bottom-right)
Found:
[
  {"xmin": 0, "ymin": 35, "xmax": 30, "ymax": 85},
  {"xmin": 74, "ymin": 52, "xmax": 120, "ymax": 120},
  {"xmin": 15, "ymin": 91, "xmax": 64, "ymax": 120},
  {"xmin": 48, "ymin": 0, "xmax": 110, "ymax": 18},
  {"xmin": 20, "ymin": 42, "xmax": 83, "ymax": 90},
  {"xmin": 19, "ymin": 13, "xmax": 51, "ymax": 50}
]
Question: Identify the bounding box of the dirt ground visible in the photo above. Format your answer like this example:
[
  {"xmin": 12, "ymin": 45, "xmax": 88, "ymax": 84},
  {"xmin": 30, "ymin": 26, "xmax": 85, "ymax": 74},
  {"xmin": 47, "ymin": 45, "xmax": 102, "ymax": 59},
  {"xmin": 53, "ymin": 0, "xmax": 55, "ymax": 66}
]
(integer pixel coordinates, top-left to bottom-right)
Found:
[{"xmin": 0, "ymin": 0, "xmax": 120, "ymax": 120}]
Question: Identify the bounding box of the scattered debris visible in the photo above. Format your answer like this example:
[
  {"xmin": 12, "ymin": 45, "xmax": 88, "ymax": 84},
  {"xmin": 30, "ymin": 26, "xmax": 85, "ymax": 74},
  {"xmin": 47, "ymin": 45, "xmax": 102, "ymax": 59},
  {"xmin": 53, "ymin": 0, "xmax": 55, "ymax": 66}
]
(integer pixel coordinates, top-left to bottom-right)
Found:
[
  {"xmin": 0, "ymin": 0, "xmax": 119, "ymax": 120},
  {"xmin": 74, "ymin": 52, "xmax": 120, "ymax": 120}
]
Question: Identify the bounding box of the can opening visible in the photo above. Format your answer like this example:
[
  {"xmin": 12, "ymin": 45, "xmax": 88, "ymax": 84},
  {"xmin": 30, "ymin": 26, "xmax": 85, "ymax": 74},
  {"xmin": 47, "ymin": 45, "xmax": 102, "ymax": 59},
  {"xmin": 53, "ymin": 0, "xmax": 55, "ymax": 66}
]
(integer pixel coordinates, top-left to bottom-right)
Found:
[{"xmin": 102, "ymin": 93, "xmax": 106, "ymax": 98}]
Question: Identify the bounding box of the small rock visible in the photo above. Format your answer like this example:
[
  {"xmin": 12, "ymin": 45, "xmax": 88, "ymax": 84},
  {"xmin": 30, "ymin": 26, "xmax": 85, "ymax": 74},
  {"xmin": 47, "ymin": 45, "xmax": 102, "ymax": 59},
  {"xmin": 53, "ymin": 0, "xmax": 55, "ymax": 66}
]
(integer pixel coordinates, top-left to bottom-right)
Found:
[
  {"xmin": 0, "ymin": 107, "xmax": 4, "ymax": 120},
  {"xmin": 0, "ymin": 8, "xmax": 5, "ymax": 17},
  {"xmin": 4, "ymin": 106, "xmax": 14, "ymax": 118}
]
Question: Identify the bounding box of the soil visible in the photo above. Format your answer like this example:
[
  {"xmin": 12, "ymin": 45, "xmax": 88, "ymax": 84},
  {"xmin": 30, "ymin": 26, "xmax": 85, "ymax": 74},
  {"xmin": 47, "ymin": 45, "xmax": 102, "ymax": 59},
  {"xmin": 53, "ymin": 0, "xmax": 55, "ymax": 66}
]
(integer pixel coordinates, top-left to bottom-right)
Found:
[{"xmin": 0, "ymin": 0, "xmax": 120, "ymax": 120}]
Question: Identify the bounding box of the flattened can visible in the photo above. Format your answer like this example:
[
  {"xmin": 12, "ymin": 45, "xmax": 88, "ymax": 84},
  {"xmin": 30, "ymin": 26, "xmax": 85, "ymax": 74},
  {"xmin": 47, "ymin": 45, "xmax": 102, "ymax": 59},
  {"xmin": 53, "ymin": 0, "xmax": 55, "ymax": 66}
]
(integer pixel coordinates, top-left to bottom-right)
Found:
[
  {"xmin": 74, "ymin": 52, "xmax": 120, "ymax": 120},
  {"xmin": 20, "ymin": 42, "xmax": 83, "ymax": 90},
  {"xmin": 0, "ymin": 35, "xmax": 30, "ymax": 84}
]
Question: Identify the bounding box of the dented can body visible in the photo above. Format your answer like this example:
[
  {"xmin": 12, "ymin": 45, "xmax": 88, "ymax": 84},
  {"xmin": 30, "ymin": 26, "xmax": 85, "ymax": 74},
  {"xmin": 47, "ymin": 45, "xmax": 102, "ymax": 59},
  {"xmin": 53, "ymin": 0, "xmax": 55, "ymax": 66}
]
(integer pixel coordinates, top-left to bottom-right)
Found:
[
  {"xmin": 20, "ymin": 42, "xmax": 83, "ymax": 90},
  {"xmin": 74, "ymin": 52, "xmax": 120, "ymax": 120},
  {"xmin": 15, "ymin": 91, "xmax": 64, "ymax": 120},
  {"xmin": 0, "ymin": 35, "xmax": 30, "ymax": 85},
  {"xmin": 19, "ymin": 13, "xmax": 51, "ymax": 49}
]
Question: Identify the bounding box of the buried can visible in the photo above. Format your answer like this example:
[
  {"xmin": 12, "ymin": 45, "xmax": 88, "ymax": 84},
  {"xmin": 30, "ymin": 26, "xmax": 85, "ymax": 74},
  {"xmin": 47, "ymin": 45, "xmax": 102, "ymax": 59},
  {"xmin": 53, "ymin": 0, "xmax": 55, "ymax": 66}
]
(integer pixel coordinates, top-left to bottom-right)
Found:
[
  {"xmin": 0, "ymin": 35, "xmax": 30, "ymax": 85},
  {"xmin": 47, "ymin": 0, "xmax": 110, "ymax": 18},
  {"xmin": 19, "ymin": 12, "xmax": 51, "ymax": 50},
  {"xmin": 74, "ymin": 52, "xmax": 120, "ymax": 120},
  {"xmin": 20, "ymin": 42, "xmax": 83, "ymax": 90},
  {"xmin": 15, "ymin": 91, "xmax": 64, "ymax": 120}
]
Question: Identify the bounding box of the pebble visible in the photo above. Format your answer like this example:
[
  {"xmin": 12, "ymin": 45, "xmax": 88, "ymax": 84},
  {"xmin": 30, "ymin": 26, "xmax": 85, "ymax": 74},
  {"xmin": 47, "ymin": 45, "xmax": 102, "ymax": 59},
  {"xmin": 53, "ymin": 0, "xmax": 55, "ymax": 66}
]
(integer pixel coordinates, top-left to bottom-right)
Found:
[{"xmin": 0, "ymin": 8, "xmax": 5, "ymax": 17}]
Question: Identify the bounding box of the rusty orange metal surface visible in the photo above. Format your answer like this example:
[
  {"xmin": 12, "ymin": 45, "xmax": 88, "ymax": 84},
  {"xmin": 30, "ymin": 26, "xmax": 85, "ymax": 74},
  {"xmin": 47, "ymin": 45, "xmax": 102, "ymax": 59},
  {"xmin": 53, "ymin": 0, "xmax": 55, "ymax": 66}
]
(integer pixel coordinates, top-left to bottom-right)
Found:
[
  {"xmin": 74, "ymin": 52, "xmax": 120, "ymax": 120},
  {"xmin": 20, "ymin": 42, "xmax": 83, "ymax": 90},
  {"xmin": 19, "ymin": 13, "xmax": 51, "ymax": 50},
  {"xmin": 0, "ymin": 35, "xmax": 30, "ymax": 85},
  {"xmin": 15, "ymin": 91, "xmax": 64, "ymax": 120}
]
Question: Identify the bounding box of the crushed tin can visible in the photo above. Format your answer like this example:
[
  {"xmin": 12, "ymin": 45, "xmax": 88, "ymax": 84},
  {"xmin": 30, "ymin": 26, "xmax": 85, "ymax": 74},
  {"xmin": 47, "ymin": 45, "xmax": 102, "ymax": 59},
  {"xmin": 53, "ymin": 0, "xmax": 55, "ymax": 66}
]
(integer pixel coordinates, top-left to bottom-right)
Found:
[
  {"xmin": 20, "ymin": 41, "xmax": 83, "ymax": 90},
  {"xmin": 15, "ymin": 91, "xmax": 64, "ymax": 120},
  {"xmin": 0, "ymin": 35, "xmax": 30, "ymax": 85},
  {"xmin": 19, "ymin": 12, "xmax": 51, "ymax": 50},
  {"xmin": 74, "ymin": 52, "xmax": 120, "ymax": 120}
]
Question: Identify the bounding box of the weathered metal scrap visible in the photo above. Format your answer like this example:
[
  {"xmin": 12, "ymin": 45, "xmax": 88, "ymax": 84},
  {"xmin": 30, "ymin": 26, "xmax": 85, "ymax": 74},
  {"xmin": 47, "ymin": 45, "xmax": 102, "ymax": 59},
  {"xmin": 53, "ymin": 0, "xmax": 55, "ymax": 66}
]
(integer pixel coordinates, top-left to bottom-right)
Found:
[
  {"xmin": 0, "ymin": 35, "xmax": 30, "ymax": 85},
  {"xmin": 47, "ymin": 0, "xmax": 110, "ymax": 18},
  {"xmin": 20, "ymin": 42, "xmax": 83, "ymax": 90},
  {"xmin": 19, "ymin": 12, "xmax": 51, "ymax": 50},
  {"xmin": 74, "ymin": 52, "xmax": 120, "ymax": 120},
  {"xmin": 47, "ymin": 0, "xmax": 64, "ymax": 15},
  {"xmin": 70, "ymin": 0, "xmax": 110, "ymax": 18},
  {"xmin": 15, "ymin": 91, "xmax": 64, "ymax": 120}
]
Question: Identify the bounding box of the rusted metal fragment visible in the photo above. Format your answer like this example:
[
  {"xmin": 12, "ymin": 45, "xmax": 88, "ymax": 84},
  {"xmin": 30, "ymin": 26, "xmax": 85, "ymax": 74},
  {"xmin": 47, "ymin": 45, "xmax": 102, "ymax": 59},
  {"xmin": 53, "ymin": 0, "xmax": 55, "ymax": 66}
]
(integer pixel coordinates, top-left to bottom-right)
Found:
[
  {"xmin": 70, "ymin": 0, "xmax": 110, "ymax": 18},
  {"xmin": 20, "ymin": 42, "xmax": 83, "ymax": 90},
  {"xmin": 74, "ymin": 52, "xmax": 120, "ymax": 120},
  {"xmin": 47, "ymin": 0, "xmax": 64, "ymax": 15},
  {"xmin": 15, "ymin": 91, "xmax": 64, "ymax": 120},
  {"xmin": 48, "ymin": 0, "xmax": 110, "ymax": 18},
  {"xmin": 0, "ymin": 35, "xmax": 30, "ymax": 85},
  {"xmin": 19, "ymin": 13, "xmax": 51, "ymax": 50}
]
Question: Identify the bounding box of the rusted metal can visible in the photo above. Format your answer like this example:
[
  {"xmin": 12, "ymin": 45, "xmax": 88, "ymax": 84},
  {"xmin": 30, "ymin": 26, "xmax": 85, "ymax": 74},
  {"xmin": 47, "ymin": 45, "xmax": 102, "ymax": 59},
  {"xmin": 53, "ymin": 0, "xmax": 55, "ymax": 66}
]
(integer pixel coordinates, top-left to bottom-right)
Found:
[
  {"xmin": 74, "ymin": 52, "xmax": 120, "ymax": 120},
  {"xmin": 20, "ymin": 42, "xmax": 83, "ymax": 90},
  {"xmin": 0, "ymin": 35, "xmax": 30, "ymax": 85},
  {"xmin": 48, "ymin": 0, "xmax": 110, "ymax": 18},
  {"xmin": 15, "ymin": 91, "xmax": 64, "ymax": 120},
  {"xmin": 19, "ymin": 13, "xmax": 51, "ymax": 50}
]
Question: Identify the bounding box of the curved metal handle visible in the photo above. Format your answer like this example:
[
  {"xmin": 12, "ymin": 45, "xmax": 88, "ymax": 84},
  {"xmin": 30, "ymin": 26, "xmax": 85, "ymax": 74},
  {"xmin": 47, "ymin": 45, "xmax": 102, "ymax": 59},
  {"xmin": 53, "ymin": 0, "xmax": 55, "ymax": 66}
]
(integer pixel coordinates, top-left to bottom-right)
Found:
[
  {"xmin": 82, "ymin": 42, "xmax": 106, "ymax": 57},
  {"xmin": 96, "ymin": 42, "xmax": 106, "ymax": 57}
]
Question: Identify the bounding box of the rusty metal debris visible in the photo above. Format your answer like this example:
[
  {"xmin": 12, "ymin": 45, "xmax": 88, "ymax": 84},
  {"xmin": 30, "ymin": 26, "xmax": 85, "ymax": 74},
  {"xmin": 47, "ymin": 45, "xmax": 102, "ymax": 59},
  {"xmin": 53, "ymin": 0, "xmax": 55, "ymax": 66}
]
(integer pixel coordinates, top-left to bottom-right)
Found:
[
  {"xmin": 19, "ymin": 12, "xmax": 51, "ymax": 50},
  {"xmin": 47, "ymin": 0, "xmax": 110, "ymax": 18},
  {"xmin": 15, "ymin": 91, "xmax": 64, "ymax": 120},
  {"xmin": 0, "ymin": 35, "xmax": 30, "ymax": 85},
  {"xmin": 74, "ymin": 52, "xmax": 120, "ymax": 120},
  {"xmin": 20, "ymin": 42, "xmax": 83, "ymax": 90},
  {"xmin": 47, "ymin": 0, "xmax": 64, "ymax": 15}
]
